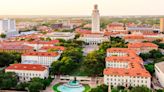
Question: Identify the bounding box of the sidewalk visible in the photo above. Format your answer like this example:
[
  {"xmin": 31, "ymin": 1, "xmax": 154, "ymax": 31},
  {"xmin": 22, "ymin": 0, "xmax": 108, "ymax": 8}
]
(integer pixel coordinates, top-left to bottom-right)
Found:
[{"xmin": 43, "ymin": 77, "xmax": 60, "ymax": 92}]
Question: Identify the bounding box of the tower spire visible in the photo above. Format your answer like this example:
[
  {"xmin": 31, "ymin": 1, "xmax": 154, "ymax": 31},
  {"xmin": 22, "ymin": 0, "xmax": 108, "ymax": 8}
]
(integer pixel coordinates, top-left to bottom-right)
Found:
[
  {"xmin": 92, "ymin": 4, "xmax": 100, "ymax": 33},
  {"xmin": 94, "ymin": 4, "xmax": 98, "ymax": 10}
]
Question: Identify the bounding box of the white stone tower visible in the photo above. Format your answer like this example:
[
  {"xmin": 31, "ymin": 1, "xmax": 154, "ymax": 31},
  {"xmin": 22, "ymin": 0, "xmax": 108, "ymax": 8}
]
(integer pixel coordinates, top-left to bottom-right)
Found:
[{"xmin": 92, "ymin": 4, "xmax": 100, "ymax": 33}]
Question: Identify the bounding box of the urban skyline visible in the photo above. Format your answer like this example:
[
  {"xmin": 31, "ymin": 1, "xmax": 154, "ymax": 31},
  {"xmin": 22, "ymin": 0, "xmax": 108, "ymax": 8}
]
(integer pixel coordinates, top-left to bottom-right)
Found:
[{"xmin": 0, "ymin": 2, "xmax": 164, "ymax": 92}]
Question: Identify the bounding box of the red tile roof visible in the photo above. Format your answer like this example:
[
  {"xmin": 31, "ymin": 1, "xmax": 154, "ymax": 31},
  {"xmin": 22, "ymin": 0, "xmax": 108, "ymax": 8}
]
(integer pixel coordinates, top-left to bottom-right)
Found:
[
  {"xmin": 75, "ymin": 28, "xmax": 92, "ymax": 34},
  {"xmin": 40, "ymin": 46, "xmax": 65, "ymax": 51},
  {"xmin": 128, "ymin": 42, "xmax": 158, "ymax": 48},
  {"xmin": 22, "ymin": 51, "xmax": 59, "ymax": 57},
  {"xmin": 0, "ymin": 45, "xmax": 33, "ymax": 50},
  {"xmin": 5, "ymin": 64, "xmax": 47, "ymax": 71},
  {"xmin": 104, "ymin": 67, "xmax": 150, "ymax": 77},
  {"xmin": 107, "ymin": 48, "xmax": 137, "ymax": 54},
  {"xmin": 124, "ymin": 35, "xmax": 145, "ymax": 39},
  {"xmin": 28, "ymin": 40, "xmax": 59, "ymax": 45}
]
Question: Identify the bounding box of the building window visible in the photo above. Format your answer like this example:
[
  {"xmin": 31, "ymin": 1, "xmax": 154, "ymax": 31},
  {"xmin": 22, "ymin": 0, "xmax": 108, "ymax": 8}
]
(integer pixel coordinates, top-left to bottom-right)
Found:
[{"xmin": 141, "ymin": 80, "xmax": 143, "ymax": 83}]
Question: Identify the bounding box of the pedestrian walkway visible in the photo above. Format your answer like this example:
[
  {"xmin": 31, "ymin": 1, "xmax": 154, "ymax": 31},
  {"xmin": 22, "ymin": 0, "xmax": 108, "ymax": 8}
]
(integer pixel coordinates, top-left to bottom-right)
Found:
[{"xmin": 43, "ymin": 77, "xmax": 60, "ymax": 92}]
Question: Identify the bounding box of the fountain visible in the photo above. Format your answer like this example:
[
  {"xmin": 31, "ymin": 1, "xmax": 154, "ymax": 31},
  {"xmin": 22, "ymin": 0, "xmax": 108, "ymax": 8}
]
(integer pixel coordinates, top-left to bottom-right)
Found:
[{"xmin": 57, "ymin": 77, "xmax": 85, "ymax": 92}]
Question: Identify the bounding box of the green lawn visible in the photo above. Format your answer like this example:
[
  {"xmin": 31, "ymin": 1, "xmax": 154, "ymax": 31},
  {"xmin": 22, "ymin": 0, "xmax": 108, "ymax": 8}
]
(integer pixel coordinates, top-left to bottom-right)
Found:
[
  {"xmin": 83, "ymin": 84, "xmax": 91, "ymax": 92},
  {"xmin": 52, "ymin": 83, "xmax": 91, "ymax": 92},
  {"xmin": 52, "ymin": 83, "xmax": 61, "ymax": 92}
]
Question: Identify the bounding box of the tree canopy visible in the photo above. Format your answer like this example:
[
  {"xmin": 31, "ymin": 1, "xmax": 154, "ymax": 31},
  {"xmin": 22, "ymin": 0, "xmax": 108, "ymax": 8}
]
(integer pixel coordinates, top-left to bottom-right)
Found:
[
  {"xmin": 0, "ymin": 52, "xmax": 21, "ymax": 67},
  {"xmin": 0, "ymin": 72, "xmax": 18, "ymax": 89},
  {"xmin": 131, "ymin": 86, "xmax": 152, "ymax": 92},
  {"xmin": 90, "ymin": 84, "xmax": 108, "ymax": 92}
]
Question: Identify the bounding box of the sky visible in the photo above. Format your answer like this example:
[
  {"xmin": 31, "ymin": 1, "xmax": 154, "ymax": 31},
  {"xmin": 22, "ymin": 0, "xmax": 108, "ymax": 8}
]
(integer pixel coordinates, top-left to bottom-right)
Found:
[{"xmin": 0, "ymin": 0, "xmax": 164, "ymax": 15}]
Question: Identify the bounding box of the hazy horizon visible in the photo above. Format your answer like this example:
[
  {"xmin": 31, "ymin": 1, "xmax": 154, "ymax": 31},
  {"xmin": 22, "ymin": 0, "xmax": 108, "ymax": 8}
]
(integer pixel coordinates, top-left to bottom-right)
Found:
[{"xmin": 0, "ymin": 0, "xmax": 164, "ymax": 15}]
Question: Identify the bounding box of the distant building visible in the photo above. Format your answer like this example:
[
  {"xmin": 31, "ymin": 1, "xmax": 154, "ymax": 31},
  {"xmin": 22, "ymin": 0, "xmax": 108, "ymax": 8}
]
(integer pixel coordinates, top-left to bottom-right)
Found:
[
  {"xmin": 25, "ymin": 39, "xmax": 59, "ymax": 50},
  {"xmin": 51, "ymin": 23, "xmax": 63, "ymax": 30},
  {"xmin": 39, "ymin": 46, "xmax": 65, "ymax": 53},
  {"xmin": 159, "ymin": 49, "xmax": 164, "ymax": 55},
  {"xmin": 79, "ymin": 33, "xmax": 109, "ymax": 44},
  {"xmin": 16, "ymin": 22, "xmax": 38, "ymax": 31},
  {"xmin": 57, "ymin": 19, "xmax": 83, "ymax": 30},
  {"xmin": 128, "ymin": 42, "xmax": 158, "ymax": 54},
  {"xmin": 21, "ymin": 52, "xmax": 60, "ymax": 67},
  {"xmin": 107, "ymin": 22, "xmax": 127, "ymax": 33},
  {"xmin": 155, "ymin": 62, "xmax": 164, "ymax": 87},
  {"xmin": 160, "ymin": 18, "xmax": 164, "ymax": 33},
  {"xmin": 124, "ymin": 35, "xmax": 146, "ymax": 43},
  {"xmin": 0, "ymin": 19, "xmax": 18, "ymax": 37},
  {"xmin": 0, "ymin": 44, "xmax": 33, "ymax": 53},
  {"xmin": 127, "ymin": 27, "xmax": 154, "ymax": 34},
  {"xmin": 36, "ymin": 26, "xmax": 53, "ymax": 32},
  {"xmin": 5, "ymin": 64, "xmax": 49, "ymax": 82},
  {"xmin": 46, "ymin": 32, "xmax": 75, "ymax": 41}
]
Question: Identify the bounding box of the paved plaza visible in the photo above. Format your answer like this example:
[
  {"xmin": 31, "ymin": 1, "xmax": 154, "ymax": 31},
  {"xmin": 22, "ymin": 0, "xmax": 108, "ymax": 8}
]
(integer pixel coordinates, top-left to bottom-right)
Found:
[{"xmin": 83, "ymin": 45, "xmax": 99, "ymax": 55}]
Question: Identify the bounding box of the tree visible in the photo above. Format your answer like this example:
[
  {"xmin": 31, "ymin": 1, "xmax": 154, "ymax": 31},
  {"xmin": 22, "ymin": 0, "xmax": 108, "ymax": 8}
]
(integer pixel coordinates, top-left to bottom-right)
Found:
[
  {"xmin": 43, "ymin": 77, "xmax": 53, "ymax": 87},
  {"xmin": 27, "ymin": 38, "xmax": 35, "ymax": 42},
  {"xmin": 60, "ymin": 57, "xmax": 77, "ymax": 74},
  {"xmin": 16, "ymin": 82, "xmax": 29, "ymax": 91},
  {"xmin": 51, "ymin": 57, "xmax": 78, "ymax": 75},
  {"xmin": 0, "ymin": 33, "xmax": 6, "ymax": 38},
  {"xmin": 75, "ymin": 33, "xmax": 80, "ymax": 39},
  {"xmin": 61, "ymin": 47, "xmax": 83, "ymax": 62},
  {"xmin": 152, "ymin": 40, "xmax": 164, "ymax": 49},
  {"xmin": 156, "ymin": 89, "xmax": 164, "ymax": 92},
  {"xmin": 99, "ymin": 41, "xmax": 111, "ymax": 52},
  {"xmin": 131, "ymin": 86, "xmax": 152, "ymax": 92},
  {"xmin": 90, "ymin": 84, "xmax": 108, "ymax": 92},
  {"xmin": 0, "ymin": 52, "xmax": 21, "ymax": 67},
  {"xmin": 51, "ymin": 60, "xmax": 63, "ymax": 75},
  {"xmin": 56, "ymin": 38, "xmax": 66, "ymax": 43},
  {"xmin": 110, "ymin": 37, "xmax": 127, "ymax": 48},
  {"xmin": 28, "ymin": 82, "xmax": 44, "ymax": 92},
  {"xmin": 40, "ymin": 37, "xmax": 45, "ymax": 41},
  {"xmin": 139, "ymin": 53, "xmax": 151, "ymax": 60},
  {"xmin": 45, "ymin": 37, "xmax": 51, "ymax": 41},
  {"xmin": 144, "ymin": 63, "xmax": 155, "ymax": 75},
  {"xmin": 27, "ymin": 77, "xmax": 52, "ymax": 92},
  {"xmin": 83, "ymin": 51, "xmax": 105, "ymax": 76},
  {"xmin": 149, "ymin": 50, "xmax": 163, "ymax": 59},
  {"xmin": 0, "ymin": 72, "xmax": 18, "ymax": 89}
]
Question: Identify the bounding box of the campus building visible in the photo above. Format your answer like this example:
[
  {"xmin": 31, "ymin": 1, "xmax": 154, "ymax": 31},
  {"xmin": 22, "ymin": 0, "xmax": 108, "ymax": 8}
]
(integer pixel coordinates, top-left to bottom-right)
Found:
[
  {"xmin": 0, "ymin": 41, "xmax": 34, "ymax": 53},
  {"xmin": 24, "ymin": 39, "xmax": 59, "ymax": 50},
  {"xmin": 45, "ymin": 32, "xmax": 75, "ymax": 41},
  {"xmin": 21, "ymin": 52, "xmax": 60, "ymax": 67},
  {"xmin": 128, "ymin": 42, "xmax": 158, "ymax": 54},
  {"xmin": 39, "ymin": 46, "xmax": 65, "ymax": 53},
  {"xmin": 5, "ymin": 64, "xmax": 49, "ymax": 82},
  {"xmin": 78, "ymin": 5, "xmax": 109, "ymax": 44},
  {"xmin": 104, "ymin": 48, "xmax": 151, "ymax": 88},
  {"xmin": 155, "ymin": 62, "xmax": 164, "ymax": 87}
]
